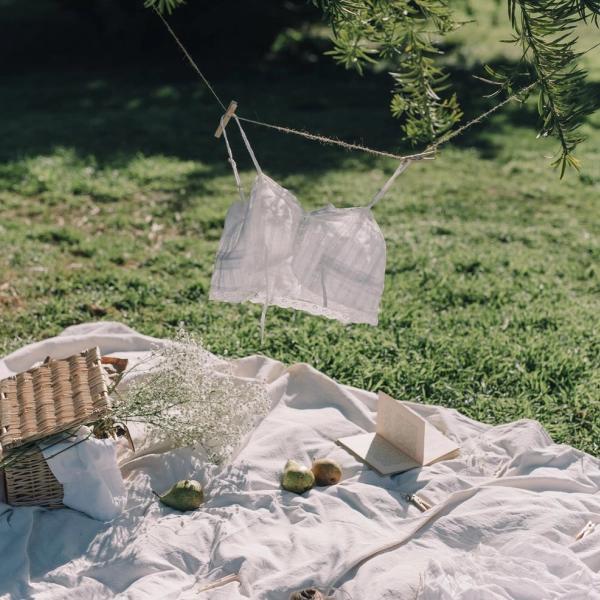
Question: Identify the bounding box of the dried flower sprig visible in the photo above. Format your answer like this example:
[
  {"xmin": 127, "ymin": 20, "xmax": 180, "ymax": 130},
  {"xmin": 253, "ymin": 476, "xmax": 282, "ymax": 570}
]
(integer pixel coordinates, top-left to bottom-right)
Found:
[{"xmin": 111, "ymin": 328, "xmax": 271, "ymax": 465}]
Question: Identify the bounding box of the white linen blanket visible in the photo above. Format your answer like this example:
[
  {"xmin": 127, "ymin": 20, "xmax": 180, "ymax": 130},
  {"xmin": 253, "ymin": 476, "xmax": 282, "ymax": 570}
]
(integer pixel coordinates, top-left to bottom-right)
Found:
[{"xmin": 1, "ymin": 322, "xmax": 599, "ymax": 599}]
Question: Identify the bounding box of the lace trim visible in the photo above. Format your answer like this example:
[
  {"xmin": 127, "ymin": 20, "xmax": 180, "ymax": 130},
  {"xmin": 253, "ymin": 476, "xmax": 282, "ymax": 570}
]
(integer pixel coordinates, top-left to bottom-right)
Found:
[{"xmin": 209, "ymin": 290, "xmax": 378, "ymax": 326}]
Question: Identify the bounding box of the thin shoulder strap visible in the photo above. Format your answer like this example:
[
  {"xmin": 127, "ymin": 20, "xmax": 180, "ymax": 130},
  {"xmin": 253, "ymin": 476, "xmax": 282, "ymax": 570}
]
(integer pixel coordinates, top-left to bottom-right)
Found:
[
  {"xmin": 367, "ymin": 158, "xmax": 412, "ymax": 209},
  {"xmin": 233, "ymin": 116, "xmax": 262, "ymax": 175},
  {"xmin": 221, "ymin": 116, "xmax": 247, "ymax": 203}
]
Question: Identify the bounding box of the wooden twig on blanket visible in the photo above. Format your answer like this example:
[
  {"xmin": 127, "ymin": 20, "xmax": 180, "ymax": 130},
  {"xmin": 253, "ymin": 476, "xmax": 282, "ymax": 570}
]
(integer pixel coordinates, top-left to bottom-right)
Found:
[
  {"xmin": 410, "ymin": 575, "xmax": 423, "ymax": 600},
  {"xmin": 196, "ymin": 574, "xmax": 239, "ymax": 593}
]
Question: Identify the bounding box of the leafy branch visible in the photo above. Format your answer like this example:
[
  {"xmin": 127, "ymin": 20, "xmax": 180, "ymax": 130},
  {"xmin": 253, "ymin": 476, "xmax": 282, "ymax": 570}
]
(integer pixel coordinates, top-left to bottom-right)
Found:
[
  {"xmin": 313, "ymin": 0, "xmax": 600, "ymax": 173},
  {"xmin": 497, "ymin": 0, "xmax": 600, "ymax": 176},
  {"xmin": 313, "ymin": 0, "xmax": 464, "ymax": 144},
  {"xmin": 148, "ymin": 0, "xmax": 600, "ymax": 173},
  {"xmin": 143, "ymin": 0, "xmax": 186, "ymax": 15}
]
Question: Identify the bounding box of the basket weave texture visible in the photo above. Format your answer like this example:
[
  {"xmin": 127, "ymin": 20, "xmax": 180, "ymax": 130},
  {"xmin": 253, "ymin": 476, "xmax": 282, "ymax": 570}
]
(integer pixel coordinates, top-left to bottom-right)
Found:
[{"xmin": 0, "ymin": 347, "xmax": 112, "ymax": 508}]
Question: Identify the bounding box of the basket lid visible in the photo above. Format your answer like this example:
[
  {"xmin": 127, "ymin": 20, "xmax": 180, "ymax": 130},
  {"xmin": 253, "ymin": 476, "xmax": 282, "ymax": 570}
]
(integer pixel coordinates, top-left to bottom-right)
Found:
[{"xmin": 0, "ymin": 347, "xmax": 111, "ymax": 451}]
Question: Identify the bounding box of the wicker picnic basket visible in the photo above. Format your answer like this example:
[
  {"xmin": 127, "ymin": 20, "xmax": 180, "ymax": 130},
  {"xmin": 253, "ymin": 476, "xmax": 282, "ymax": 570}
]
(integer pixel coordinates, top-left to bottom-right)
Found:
[{"xmin": 0, "ymin": 347, "xmax": 113, "ymax": 508}]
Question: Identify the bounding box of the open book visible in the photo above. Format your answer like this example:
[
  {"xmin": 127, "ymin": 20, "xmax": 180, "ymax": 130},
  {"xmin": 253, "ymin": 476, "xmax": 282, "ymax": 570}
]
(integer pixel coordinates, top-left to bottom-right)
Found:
[{"xmin": 337, "ymin": 392, "xmax": 460, "ymax": 476}]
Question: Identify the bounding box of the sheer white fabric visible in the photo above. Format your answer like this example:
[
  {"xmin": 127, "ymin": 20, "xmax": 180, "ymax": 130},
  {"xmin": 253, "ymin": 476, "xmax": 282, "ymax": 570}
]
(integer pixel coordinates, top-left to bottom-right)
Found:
[
  {"xmin": 292, "ymin": 205, "xmax": 385, "ymax": 324},
  {"xmin": 210, "ymin": 117, "xmax": 411, "ymax": 333}
]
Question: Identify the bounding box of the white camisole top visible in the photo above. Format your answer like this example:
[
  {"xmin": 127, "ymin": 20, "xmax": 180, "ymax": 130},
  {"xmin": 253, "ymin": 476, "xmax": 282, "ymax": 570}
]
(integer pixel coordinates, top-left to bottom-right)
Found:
[{"xmin": 209, "ymin": 117, "xmax": 411, "ymax": 338}]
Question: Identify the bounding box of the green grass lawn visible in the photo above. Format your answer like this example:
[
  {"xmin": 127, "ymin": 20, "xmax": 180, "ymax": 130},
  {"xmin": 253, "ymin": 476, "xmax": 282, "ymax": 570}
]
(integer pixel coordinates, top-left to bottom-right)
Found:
[{"xmin": 1, "ymin": 7, "xmax": 599, "ymax": 456}]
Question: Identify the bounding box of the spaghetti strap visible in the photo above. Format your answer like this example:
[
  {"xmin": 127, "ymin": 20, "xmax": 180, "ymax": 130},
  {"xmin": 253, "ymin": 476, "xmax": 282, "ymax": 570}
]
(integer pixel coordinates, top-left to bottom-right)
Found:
[
  {"xmin": 367, "ymin": 159, "xmax": 412, "ymax": 209},
  {"xmin": 220, "ymin": 116, "xmax": 247, "ymax": 203},
  {"xmin": 234, "ymin": 116, "xmax": 262, "ymax": 175}
]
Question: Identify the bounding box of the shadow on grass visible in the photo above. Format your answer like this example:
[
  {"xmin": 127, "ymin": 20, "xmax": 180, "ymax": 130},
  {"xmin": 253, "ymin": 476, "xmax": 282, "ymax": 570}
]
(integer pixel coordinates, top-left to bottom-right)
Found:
[{"xmin": 0, "ymin": 63, "xmax": 404, "ymax": 176}]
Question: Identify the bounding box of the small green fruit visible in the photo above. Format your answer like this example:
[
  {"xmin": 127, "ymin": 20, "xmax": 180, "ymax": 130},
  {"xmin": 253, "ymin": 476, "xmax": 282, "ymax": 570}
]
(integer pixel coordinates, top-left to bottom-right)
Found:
[
  {"xmin": 311, "ymin": 458, "xmax": 342, "ymax": 486},
  {"xmin": 282, "ymin": 459, "xmax": 314, "ymax": 494},
  {"xmin": 154, "ymin": 479, "xmax": 204, "ymax": 511}
]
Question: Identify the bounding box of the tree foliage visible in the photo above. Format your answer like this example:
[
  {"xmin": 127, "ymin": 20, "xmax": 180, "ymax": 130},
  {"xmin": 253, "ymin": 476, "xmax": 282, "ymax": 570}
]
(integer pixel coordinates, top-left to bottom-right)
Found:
[
  {"xmin": 313, "ymin": 0, "xmax": 600, "ymax": 174},
  {"xmin": 144, "ymin": 0, "xmax": 186, "ymax": 15},
  {"xmin": 149, "ymin": 0, "xmax": 600, "ymax": 174},
  {"xmin": 314, "ymin": 0, "xmax": 465, "ymax": 145},
  {"xmin": 486, "ymin": 0, "xmax": 600, "ymax": 174}
]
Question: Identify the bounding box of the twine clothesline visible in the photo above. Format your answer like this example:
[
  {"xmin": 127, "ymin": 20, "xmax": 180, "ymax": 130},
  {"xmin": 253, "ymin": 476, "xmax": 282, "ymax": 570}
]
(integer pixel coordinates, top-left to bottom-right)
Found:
[
  {"xmin": 235, "ymin": 116, "xmax": 435, "ymax": 161},
  {"xmin": 154, "ymin": 5, "xmax": 421, "ymax": 161}
]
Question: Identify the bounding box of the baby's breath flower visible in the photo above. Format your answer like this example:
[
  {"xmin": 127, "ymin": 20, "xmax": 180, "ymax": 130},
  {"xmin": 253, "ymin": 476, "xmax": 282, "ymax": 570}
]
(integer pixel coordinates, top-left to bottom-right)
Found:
[{"xmin": 113, "ymin": 329, "xmax": 270, "ymax": 464}]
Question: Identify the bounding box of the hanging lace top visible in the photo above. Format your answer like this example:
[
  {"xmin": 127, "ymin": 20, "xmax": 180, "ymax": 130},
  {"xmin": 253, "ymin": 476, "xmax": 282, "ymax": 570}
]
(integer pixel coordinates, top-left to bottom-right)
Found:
[{"xmin": 209, "ymin": 116, "xmax": 411, "ymax": 337}]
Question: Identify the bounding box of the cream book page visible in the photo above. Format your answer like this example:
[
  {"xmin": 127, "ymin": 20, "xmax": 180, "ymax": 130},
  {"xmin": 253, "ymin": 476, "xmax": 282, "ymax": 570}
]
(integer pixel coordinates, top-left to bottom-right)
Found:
[
  {"xmin": 421, "ymin": 420, "xmax": 461, "ymax": 465},
  {"xmin": 377, "ymin": 392, "xmax": 460, "ymax": 465},
  {"xmin": 337, "ymin": 392, "xmax": 460, "ymax": 475},
  {"xmin": 336, "ymin": 432, "xmax": 421, "ymax": 476},
  {"xmin": 376, "ymin": 391, "xmax": 426, "ymax": 464}
]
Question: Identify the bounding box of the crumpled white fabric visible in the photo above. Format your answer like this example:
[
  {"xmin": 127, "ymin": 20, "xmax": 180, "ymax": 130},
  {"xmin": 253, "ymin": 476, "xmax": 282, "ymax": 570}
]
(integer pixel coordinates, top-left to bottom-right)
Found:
[
  {"xmin": 40, "ymin": 426, "xmax": 127, "ymax": 522},
  {"xmin": 0, "ymin": 321, "xmax": 599, "ymax": 600},
  {"xmin": 418, "ymin": 534, "xmax": 600, "ymax": 600}
]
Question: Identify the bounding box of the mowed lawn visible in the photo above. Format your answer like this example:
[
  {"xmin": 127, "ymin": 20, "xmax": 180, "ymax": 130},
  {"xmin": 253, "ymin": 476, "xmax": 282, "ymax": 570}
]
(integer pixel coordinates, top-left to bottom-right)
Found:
[{"xmin": 1, "ymin": 4, "xmax": 599, "ymax": 455}]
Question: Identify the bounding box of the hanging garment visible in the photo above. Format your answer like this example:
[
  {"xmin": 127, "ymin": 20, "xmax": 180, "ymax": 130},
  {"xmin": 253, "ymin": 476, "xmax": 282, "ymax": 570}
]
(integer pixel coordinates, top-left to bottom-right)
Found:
[{"xmin": 209, "ymin": 117, "xmax": 411, "ymax": 336}]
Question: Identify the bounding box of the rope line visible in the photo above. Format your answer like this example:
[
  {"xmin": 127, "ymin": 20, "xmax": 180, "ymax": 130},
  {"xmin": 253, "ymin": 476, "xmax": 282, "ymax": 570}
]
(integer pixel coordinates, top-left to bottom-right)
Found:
[
  {"xmin": 155, "ymin": 8, "xmax": 600, "ymax": 163},
  {"xmin": 427, "ymin": 83, "xmax": 537, "ymax": 151},
  {"xmin": 153, "ymin": 7, "xmax": 226, "ymax": 112},
  {"xmin": 237, "ymin": 116, "xmax": 434, "ymax": 161},
  {"xmin": 429, "ymin": 39, "xmax": 600, "ymax": 152}
]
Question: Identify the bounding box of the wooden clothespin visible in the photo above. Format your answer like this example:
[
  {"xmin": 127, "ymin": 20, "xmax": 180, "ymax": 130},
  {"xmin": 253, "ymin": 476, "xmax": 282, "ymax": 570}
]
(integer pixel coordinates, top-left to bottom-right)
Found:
[
  {"xmin": 575, "ymin": 520, "xmax": 595, "ymax": 541},
  {"xmin": 214, "ymin": 101, "xmax": 238, "ymax": 138},
  {"xmin": 406, "ymin": 493, "xmax": 433, "ymax": 512}
]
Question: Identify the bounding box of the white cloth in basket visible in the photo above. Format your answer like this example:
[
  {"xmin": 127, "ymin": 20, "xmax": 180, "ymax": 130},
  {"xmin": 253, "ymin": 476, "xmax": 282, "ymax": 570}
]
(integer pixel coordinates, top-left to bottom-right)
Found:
[{"xmin": 40, "ymin": 426, "xmax": 127, "ymax": 521}]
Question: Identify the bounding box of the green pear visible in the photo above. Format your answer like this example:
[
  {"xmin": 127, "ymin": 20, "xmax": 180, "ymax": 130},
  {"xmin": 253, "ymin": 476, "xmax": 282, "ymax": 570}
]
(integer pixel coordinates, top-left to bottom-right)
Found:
[
  {"xmin": 282, "ymin": 459, "xmax": 314, "ymax": 494},
  {"xmin": 153, "ymin": 479, "xmax": 204, "ymax": 511},
  {"xmin": 311, "ymin": 458, "xmax": 343, "ymax": 486}
]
